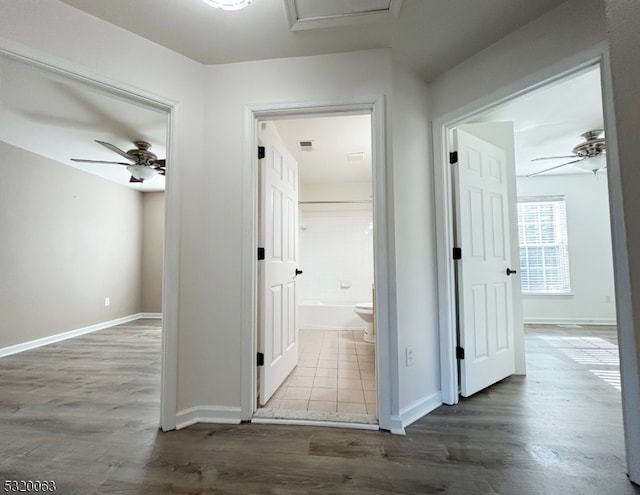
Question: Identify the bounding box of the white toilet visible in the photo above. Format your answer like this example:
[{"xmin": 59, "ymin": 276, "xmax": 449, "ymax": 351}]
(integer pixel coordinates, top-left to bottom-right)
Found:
[{"xmin": 354, "ymin": 302, "xmax": 375, "ymax": 343}]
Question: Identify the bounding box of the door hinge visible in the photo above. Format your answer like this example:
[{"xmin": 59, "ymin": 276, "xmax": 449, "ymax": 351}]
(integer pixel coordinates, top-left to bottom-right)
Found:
[
  {"xmin": 449, "ymin": 151, "xmax": 458, "ymax": 164},
  {"xmin": 257, "ymin": 352, "xmax": 264, "ymax": 367},
  {"xmin": 258, "ymin": 146, "xmax": 265, "ymax": 159},
  {"xmin": 456, "ymin": 346, "xmax": 465, "ymax": 360},
  {"xmin": 453, "ymin": 247, "xmax": 462, "ymax": 260},
  {"xmin": 257, "ymin": 247, "xmax": 265, "ymax": 260}
]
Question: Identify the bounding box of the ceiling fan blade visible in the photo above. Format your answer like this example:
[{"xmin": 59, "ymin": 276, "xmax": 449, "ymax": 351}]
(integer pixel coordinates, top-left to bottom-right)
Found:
[
  {"xmin": 527, "ymin": 159, "xmax": 583, "ymax": 178},
  {"xmin": 129, "ymin": 176, "xmax": 144, "ymax": 183},
  {"xmin": 530, "ymin": 155, "xmax": 579, "ymax": 162},
  {"xmin": 71, "ymin": 158, "xmax": 131, "ymax": 165},
  {"xmin": 152, "ymin": 159, "xmax": 166, "ymax": 167},
  {"xmin": 95, "ymin": 140, "xmax": 135, "ymax": 161}
]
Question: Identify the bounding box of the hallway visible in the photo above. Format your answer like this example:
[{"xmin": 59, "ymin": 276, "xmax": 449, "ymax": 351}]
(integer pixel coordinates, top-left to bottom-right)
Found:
[{"xmin": 0, "ymin": 321, "xmax": 637, "ymax": 494}]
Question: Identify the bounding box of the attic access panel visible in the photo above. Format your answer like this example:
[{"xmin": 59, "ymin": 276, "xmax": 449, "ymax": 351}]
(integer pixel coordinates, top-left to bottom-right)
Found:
[{"xmin": 285, "ymin": 0, "xmax": 403, "ymax": 30}]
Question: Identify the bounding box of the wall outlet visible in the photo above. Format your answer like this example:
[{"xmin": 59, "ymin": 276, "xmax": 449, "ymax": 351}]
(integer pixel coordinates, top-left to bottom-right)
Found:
[
  {"xmin": 104, "ymin": 297, "xmax": 111, "ymax": 307},
  {"xmin": 406, "ymin": 346, "xmax": 414, "ymax": 367}
]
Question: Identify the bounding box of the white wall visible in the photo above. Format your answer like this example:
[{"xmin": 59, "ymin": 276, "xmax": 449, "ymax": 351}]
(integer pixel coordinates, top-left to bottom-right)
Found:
[
  {"xmin": 429, "ymin": 0, "xmax": 606, "ymax": 119},
  {"xmin": 604, "ymin": 0, "xmax": 640, "ymax": 483},
  {"xmin": 299, "ymin": 182, "xmax": 373, "ymax": 304},
  {"xmin": 391, "ymin": 59, "xmax": 439, "ymax": 423},
  {"xmin": 0, "ymin": 0, "xmax": 207, "ymax": 426},
  {"xmin": 517, "ymin": 173, "xmax": 616, "ymax": 324},
  {"xmin": 141, "ymin": 192, "xmax": 164, "ymax": 314},
  {"xmin": 0, "ymin": 141, "xmax": 142, "ymax": 348}
]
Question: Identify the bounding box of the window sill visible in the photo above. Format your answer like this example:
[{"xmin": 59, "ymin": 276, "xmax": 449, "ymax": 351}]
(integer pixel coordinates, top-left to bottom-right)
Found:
[{"xmin": 522, "ymin": 292, "xmax": 574, "ymax": 297}]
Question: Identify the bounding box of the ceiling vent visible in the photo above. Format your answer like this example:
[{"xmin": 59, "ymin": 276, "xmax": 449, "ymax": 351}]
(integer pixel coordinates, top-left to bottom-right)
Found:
[
  {"xmin": 284, "ymin": 0, "xmax": 403, "ymax": 31},
  {"xmin": 297, "ymin": 140, "xmax": 314, "ymax": 152}
]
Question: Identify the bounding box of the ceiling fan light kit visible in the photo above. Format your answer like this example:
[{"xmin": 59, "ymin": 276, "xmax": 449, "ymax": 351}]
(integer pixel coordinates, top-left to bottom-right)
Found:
[{"xmin": 201, "ymin": 0, "xmax": 253, "ymax": 10}]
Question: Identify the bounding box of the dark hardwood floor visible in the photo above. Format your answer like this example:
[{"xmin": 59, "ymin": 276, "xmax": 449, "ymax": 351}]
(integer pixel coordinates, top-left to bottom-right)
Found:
[{"xmin": 0, "ymin": 320, "xmax": 638, "ymax": 494}]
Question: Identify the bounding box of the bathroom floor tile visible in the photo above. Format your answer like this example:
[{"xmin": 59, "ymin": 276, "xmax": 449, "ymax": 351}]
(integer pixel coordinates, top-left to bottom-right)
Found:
[
  {"xmin": 284, "ymin": 387, "xmax": 312, "ymax": 400},
  {"xmin": 338, "ymin": 360, "xmax": 359, "ymax": 370},
  {"xmin": 317, "ymin": 359, "xmax": 338, "ymax": 369},
  {"xmin": 338, "ymin": 353, "xmax": 358, "ymax": 361},
  {"xmin": 293, "ymin": 366, "xmax": 316, "ymax": 377},
  {"xmin": 310, "ymin": 387, "xmax": 337, "ymax": 401},
  {"xmin": 337, "ymin": 378, "xmax": 362, "ymax": 390},
  {"xmin": 315, "ymin": 367, "xmax": 338, "ymax": 378},
  {"xmin": 286, "ymin": 375, "xmax": 315, "ymax": 387},
  {"xmin": 337, "ymin": 368, "xmax": 361, "ymax": 379},
  {"xmin": 259, "ymin": 330, "xmax": 377, "ymax": 416},
  {"xmin": 364, "ymin": 389, "xmax": 377, "ymax": 404},
  {"xmin": 362, "ymin": 379, "xmax": 376, "ymax": 391},
  {"xmin": 313, "ymin": 376, "xmax": 338, "ymax": 388},
  {"xmin": 280, "ymin": 399, "xmax": 309, "ymax": 410},
  {"xmin": 338, "ymin": 388, "xmax": 365, "ymax": 404},
  {"xmin": 337, "ymin": 402, "xmax": 367, "ymax": 414},
  {"xmin": 308, "ymin": 400, "xmax": 337, "ymax": 412}
]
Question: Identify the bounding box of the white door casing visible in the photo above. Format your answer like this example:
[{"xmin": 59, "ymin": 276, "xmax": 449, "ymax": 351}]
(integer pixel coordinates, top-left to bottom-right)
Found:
[
  {"xmin": 258, "ymin": 123, "xmax": 299, "ymax": 405},
  {"xmin": 454, "ymin": 126, "xmax": 516, "ymax": 397}
]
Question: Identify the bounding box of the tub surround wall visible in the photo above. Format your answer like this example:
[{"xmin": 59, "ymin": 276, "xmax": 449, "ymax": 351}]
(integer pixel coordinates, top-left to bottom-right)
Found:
[{"xmin": 299, "ymin": 181, "xmax": 373, "ymax": 306}]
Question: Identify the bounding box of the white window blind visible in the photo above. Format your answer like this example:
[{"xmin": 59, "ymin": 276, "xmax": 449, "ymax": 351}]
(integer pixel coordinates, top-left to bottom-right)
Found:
[{"xmin": 517, "ymin": 196, "xmax": 571, "ymax": 294}]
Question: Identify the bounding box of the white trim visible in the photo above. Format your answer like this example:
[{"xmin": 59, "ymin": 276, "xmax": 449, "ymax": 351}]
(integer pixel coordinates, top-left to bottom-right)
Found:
[
  {"xmin": 284, "ymin": 0, "xmax": 403, "ymax": 31},
  {"xmin": 524, "ymin": 317, "xmax": 617, "ymax": 326},
  {"xmin": 390, "ymin": 392, "xmax": 443, "ymax": 435},
  {"xmin": 0, "ymin": 39, "xmax": 180, "ymax": 433},
  {"xmin": 0, "ymin": 313, "xmax": 145, "ymax": 358},
  {"xmin": 251, "ymin": 417, "xmax": 380, "ymax": 431},
  {"xmin": 399, "ymin": 393, "xmax": 443, "ymax": 428},
  {"xmin": 432, "ymin": 42, "xmax": 613, "ymax": 407},
  {"xmin": 138, "ymin": 313, "xmax": 163, "ymax": 319},
  {"xmin": 241, "ymin": 96, "xmax": 395, "ymax": 432},
  {"xmin": 389, "ymin": 416, "xmax": 406, "ymax": 435},
  {"xmin": 175, "ymin": 406, "xmax": 242, "ymax": 430}
]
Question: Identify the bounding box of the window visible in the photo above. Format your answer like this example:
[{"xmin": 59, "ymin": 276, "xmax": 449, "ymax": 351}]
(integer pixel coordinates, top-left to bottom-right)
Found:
[{"xmin": 517, "ymin": 196, "xmax": 571, "ymax": 294}]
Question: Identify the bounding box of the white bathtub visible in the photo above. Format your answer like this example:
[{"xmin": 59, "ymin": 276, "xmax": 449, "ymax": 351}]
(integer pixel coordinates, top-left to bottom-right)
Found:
[{"xmin": 298, "ymin": 299, "xmax": 365, "ymax": 331}]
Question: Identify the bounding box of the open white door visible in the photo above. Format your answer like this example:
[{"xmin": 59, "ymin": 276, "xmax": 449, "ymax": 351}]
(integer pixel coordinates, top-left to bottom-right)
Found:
[
  {"xmin": 453, "ymin": 125, "xmax": 517, "ymax": 397},
  {"xmin": 258, "ymin": 123, "xmax": 300, "ymax": 405}
]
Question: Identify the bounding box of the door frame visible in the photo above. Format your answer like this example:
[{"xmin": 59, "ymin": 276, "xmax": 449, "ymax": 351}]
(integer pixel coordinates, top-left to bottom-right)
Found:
[
  {"xmin": 0, "ymin": 39, "xmax": 180, "ymax": 431},
  {"xmin": 432, "ymin": 42, "xmax": 628, "ymax": 405},
  {"xmin": 240, "ymin": 96, "xmax": 393, "ymax": 430}
]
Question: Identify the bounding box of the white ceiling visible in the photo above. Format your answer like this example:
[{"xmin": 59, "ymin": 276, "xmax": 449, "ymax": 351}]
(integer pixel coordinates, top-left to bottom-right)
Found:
[
  {"xmin": 0, "ymin": 55, "xmax": 168, "ymax": 191},
  {"xmin": 1, "ymin": 0, "xmax": 601, "ymax": 190},
  {"xmin": 474, "ymin": 65, "xmax": 604, "ymax": 177},
  {"xmin": 272, "ymin": 115, "xmax": 372, "ymax": 185},
  {"xmin": 58, "ymin": 0, "xmax": 567, "ymax": 82}
]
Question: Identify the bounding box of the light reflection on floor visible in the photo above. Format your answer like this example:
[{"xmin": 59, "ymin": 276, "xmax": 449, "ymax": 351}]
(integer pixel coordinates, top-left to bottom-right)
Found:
[{"xmin": 543, "ymin": 336, "xmax": 621, "ymax": 390}]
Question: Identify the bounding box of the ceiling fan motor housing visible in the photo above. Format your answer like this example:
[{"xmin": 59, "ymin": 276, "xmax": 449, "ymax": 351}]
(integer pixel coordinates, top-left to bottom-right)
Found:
[
  {"xmin": 572, "ymin": 130, "xmax": 605, "ymax": 158},
  {"xmin": 127, "ymin": 141, "xmax": 158, "ymax": 164}
]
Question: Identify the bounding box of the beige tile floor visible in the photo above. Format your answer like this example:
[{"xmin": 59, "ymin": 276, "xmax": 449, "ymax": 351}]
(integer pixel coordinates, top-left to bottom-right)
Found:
[{"xmin": 263, "ymin": 329, "xmax": 377, "ymax": 415}]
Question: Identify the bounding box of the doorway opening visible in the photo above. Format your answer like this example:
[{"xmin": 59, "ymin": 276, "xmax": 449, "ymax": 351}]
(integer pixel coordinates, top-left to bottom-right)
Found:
[
  {"xmin": 0, "ymin": 48, "xmax": 175, "ymax": 430},
  {"xmin": 445, "ymin": 62, "xmax": 619, "ymax": 401},
  {"xmin": 253, "ymin": 114, "xmax": 378, "ymax": 426}
]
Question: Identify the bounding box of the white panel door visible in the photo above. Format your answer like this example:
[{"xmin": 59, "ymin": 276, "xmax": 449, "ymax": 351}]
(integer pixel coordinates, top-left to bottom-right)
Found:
[
  {"xmin": 259, "ymin": 124, "xmax": 299, "ymax": 405},
  {"xmin": 454, "ymin": 127, "xmax": 516, "ymax": 397}
]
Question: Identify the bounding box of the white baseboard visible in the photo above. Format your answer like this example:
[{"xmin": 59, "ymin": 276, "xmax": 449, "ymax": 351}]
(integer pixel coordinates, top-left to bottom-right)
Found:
[
  {"xmin": 390, "ymin": 392, "xmax": 443, "ymax": 435},
  {"xmin": 138, "ymin": 312, "xmax": 163, "ymax": 319},
  {"xmin": 175, "ymin": 406, "xmax": 242, "ymax": 430},
  {"xmin": 0, "ymin": 313, "xmax": 162, "ymax": 358},
  {"xmin": 524, "ymin": 317, "xmax": 617, "ymax": 326},
  {"xmin": 251, "ymin": 417, "xmax": 379, "ymax": 430}
]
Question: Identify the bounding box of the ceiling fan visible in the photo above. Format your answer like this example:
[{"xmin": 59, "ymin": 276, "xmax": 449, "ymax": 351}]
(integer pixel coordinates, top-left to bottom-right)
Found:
[
  {"xmin": 527, "ymin": 130, "xmax": 606, "ymax": 177},
  {"xmin": 71, "ymin": 140, "xmax": 166, "ymax": 183}
]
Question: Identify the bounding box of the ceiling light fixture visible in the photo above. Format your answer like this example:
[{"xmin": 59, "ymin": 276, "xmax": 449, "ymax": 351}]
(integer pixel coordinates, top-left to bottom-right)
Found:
[
  {"xmin": 127, "ymin": 164, "xmax": 157, "ymax": 181},
  {"xmin": 201, "ymin": 0, "xmax": 253, "ymax": 11}
]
